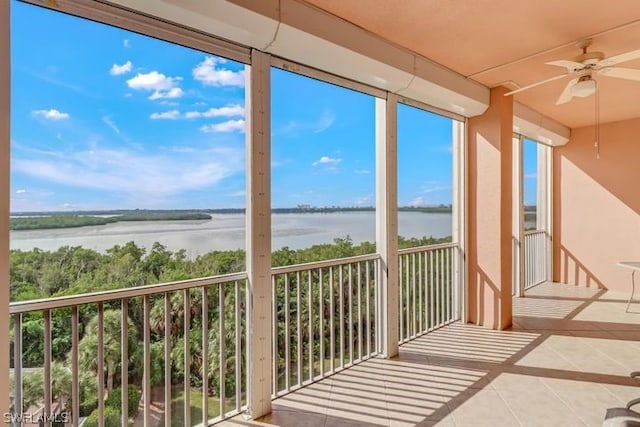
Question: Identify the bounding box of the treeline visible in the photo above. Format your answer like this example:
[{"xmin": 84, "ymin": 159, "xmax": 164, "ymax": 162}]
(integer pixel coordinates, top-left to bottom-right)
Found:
[
  {"xmin": 10, "ymin": 235, "xmax": 449, "ymax": 302},
  {"xmin": 10, "ymin": 212, "xmax": 212, "ymax": 231},
  {"xmin": 9, "ymin": 235, "xmax": 451, "ymax": 423}
]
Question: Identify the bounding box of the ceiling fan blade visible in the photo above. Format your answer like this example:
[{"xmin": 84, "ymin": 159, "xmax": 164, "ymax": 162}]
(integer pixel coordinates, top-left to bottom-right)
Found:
[
  {"xmin": 546, "ymin": 60, "xmax": 584, "ymax": 70},
  {"xmin": 598, "ymin": 67, "xmax": 640, "ymax": 81},
  {"xmin": 504, "ymin": 73, "xmax": 568, "ymax": 96},
  {"xmin": 556, "ymin": 77, "xmax": 579, "ymax": 105},
  {"xmin": 600, "ymin": 49, "xmax": 640, "ymax": 66}
]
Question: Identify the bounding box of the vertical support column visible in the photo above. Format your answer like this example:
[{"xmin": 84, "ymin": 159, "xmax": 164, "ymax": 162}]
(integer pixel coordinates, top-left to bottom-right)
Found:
[
  {"xmin": 512, "ymin": 135, "xmax": 524, "ymax": 297},
  {"xmin": 537, "ymin": 143, "xmax": 553, "ymax": 282},
  {"xmin": 467, "ymin": 87, "xmax": 513, "ymax": 330},
  {"xmin": 375, "ymin": 94, "xmax": 398, "ymax": 357},
  {"xmin": 0, "ymin": 0, "xmax": 10, "ymax": 417},
  {"xmin": 245, "ymin": 49, "xmax": 272, "ymax": 419},
  {"xmin": 451, "ymin": 120, "xmax": 466, "ymax": 321}
]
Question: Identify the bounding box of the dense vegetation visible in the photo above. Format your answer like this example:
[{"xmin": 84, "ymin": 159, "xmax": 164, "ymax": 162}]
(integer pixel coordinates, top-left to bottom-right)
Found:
[
  {"xmin": 10, "ymin": 212, "xmax": 212, "ymax": 231},
  {"xmin": 9, "ymin": 234, "xmax": 451, "ymax": 422},
  {"xmin": 9, "ymin": 207, "xmax": 463, "ymax": 231}
]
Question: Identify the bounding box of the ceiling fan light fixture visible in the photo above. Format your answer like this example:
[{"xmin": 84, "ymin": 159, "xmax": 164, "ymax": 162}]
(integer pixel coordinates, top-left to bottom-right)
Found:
[{"xmin": 570, "ymin": 78, "xmax": 596, "ymax": 97}]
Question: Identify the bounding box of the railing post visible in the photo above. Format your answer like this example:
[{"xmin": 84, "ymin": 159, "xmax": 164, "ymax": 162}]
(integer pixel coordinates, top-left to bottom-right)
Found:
[
  {"xmin": 245, "ymin": 49, "xmax": 272, "ymax": 418},
  {"xmin": 0, "ymin": 0, "xmax": 10, "ymax": 417},
  {"xmin": 538, "ymin": 143, "xmax": 553, "ymax": 283},
  {"xmin": 513, "ymin": 135, "xmax": 525, "ymax": 297},
  {"xmin": 376, "ymin": 94, "xmax": 399, "ymax": 358}
]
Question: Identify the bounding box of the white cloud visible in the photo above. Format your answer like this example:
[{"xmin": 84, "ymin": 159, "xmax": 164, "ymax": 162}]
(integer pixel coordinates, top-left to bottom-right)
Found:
[
  {"xmin": 354, "ymin": 169, "xmax": 370, "ymax": 174},
  {"xmin": 200, "ymin": 119, "xmax": 245, "ymax": 133},
  {"xmin": 12, "ymin": 145, "xmax": 245, "ymax": 201},
  {"xmin": 32, "ymin": 109, "xmax": 70, "ymax": 120},
  {"xmin": 185, "ymin": 104, "xmax": 245, "ymax": 119},
  {"xmin": 312, "ymin": 156, "xmax": 342, "ymax": 166},
  {"xmin": 354, "ymin": 195, "xmax": 373, "ymax": 206},
  {"xmin": 109, "ymin": 60, "xmax": 132, "ymax": 76},
  {"xmin": 150, "ymin": 110, "xmax": 180, "ymax": 120},
  {"xmin": 280, "ymin": 110, "xmax": 336, "ymax": 136},
  {"xmin": 123, "ymin": 39, "xmax": 130, "ymax": 48},
  {"xmin": 314, "ymin": 111, "xmax": 335, "ymax": 133},
  {"xmin": 408, "ymin": 196, "xmax": 425, "ymax": 207},
  {"xmin": 193, "ymin": 57, "xmax": 245, "ymax": 87},
  {"xmin": 102, "ymin": 116, "xmax": 120, "ymax": 134},
  {"xmin": 419, "ymin": 184, "xmax": 451, "ymax": 194},
  {"xmin": 126, "ymin": 71, "xmax": 183, "ymax": 100},
  {"xmin": 149, "ymin": 87, "xmax": 184, "ymax": 100},
  {"xmin": 16, "ymin": 189, "xmax": 27, "ymax": 194}
]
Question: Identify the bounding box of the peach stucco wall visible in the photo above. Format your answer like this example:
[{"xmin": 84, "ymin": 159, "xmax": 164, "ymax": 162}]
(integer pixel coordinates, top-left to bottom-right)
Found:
[
  {"xmin": 553, "ymin": 117, "xmax": 640, "ymax": 291},
  {"xmin": 467, "ymin": 87, "xmax": 513, "ymax": 329}
]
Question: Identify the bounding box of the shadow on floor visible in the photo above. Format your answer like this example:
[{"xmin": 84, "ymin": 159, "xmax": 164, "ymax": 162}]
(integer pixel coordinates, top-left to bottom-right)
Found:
[{"xmin": 222, "ymin": 283, "xmax": 640, "ymax": 427}]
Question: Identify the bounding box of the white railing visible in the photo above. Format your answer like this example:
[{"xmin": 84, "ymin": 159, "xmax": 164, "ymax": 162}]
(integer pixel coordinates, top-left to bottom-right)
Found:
[
  {"xmin": 9, "ymin": 245, "xmax": 463, "ymax": 424},
  {"xmin": 398, "ymin": 243, "xmax": 459, "ymax": 343},
  {"xmin": 271, "ymin": 254, "xmax": 379, "ymax": 397},
  {"xmin": 10, "ymin": 273, "xmax": 248, "ymax": 427},
  {"xmin": 524, "ymin": 230, "xmax": 547, "ymax": 289}
]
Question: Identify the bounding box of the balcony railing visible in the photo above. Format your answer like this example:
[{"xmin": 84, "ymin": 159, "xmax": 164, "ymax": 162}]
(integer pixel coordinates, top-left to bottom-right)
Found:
[
  {"xmin": 271, "ymin": 253, "xmax": 379, "ymax": 397},
  {"xmin": 398, "ymin": 243, "xmax": 459, "ymax": 343},
  {"xmin": 524, "ymin": 230, "xmax": 547, "ymax": 289},
  {"xmin": 9, "ymin": 273, "xmax": 248, "ymax": 427},
  {"xmin": 9, "ymin": 243, "xmax": 460, "ymax": 426}
]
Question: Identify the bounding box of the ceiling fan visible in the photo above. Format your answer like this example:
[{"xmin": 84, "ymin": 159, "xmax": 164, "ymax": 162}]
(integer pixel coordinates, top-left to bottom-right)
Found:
[{"xmin": 504, "ymin": 39, "xmax": 640, "ymax": 105}]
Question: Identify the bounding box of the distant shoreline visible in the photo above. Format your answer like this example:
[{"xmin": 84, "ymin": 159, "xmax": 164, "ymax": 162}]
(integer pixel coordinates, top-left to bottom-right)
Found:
[
  {"xmin": 10, "ymin": 206, "xmax": 455, "ymax": 217},
  {"xmin": 9, "ymin": 207, "xmax": 452, "ymax": 231},
  {"xmin": 10, "ymin": 206, "xmax": 535, "ymax": 231},
  {"xmin": 10, "ymin": 212, "xmax": 212, "ymax": 231}
]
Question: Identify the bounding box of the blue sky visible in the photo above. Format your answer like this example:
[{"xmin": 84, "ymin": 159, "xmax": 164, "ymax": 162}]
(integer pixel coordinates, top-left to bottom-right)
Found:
[
  {"xmin": 10, "ymin": 2, "xmax": 504, "ymax": 212},
  {"xmin": 523, "ymin": 139, "xmax": 538, "ymax": 206}
]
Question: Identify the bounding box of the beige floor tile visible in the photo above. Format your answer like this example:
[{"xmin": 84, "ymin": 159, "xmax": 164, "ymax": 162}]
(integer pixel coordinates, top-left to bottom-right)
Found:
[
  {"xmin": 258, "ymin": 409, "xmax": 327, "ymax": 427},
  {"xmin": 448, "ymin": 388, "xmax": 520, "ymax": 426},
  {"xmin": 324, "ymin": 414, "xmax": 388, "ymax": 426},
  {"xmin": 489, "ymin": 372, "xmax": 547, "ymax": 391},
  {"xmin": 325, "ymin": 407, "xmax": 390, "ymax": 426},
  {"xmin": 542, "ymin": 378, "xmax": 626, "ymax": 426},
  {"xmin": 496, "ymin": 387, "xmax": 586, "ymax": 427},
  {"xmin": 601, "ymin": 383, "xmax": 640, "ymax": 406}
]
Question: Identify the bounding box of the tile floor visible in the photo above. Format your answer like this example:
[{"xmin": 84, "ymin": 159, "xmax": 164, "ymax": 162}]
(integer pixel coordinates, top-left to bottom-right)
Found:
[{"xmin": 222, "ymin": 283, "xmax": 640, "ymax": 426}]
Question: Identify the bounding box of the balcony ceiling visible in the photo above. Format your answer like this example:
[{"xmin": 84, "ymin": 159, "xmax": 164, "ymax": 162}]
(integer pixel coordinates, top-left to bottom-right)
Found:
[{"xmin": 301, "ymin": 0, "xmax": 640, "ymax": 129}]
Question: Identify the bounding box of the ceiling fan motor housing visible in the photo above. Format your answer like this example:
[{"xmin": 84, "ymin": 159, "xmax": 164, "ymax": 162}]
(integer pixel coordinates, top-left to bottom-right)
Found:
[{"xmin": 572, "ymin": 51, "xmax": 605, "ymax": 69}]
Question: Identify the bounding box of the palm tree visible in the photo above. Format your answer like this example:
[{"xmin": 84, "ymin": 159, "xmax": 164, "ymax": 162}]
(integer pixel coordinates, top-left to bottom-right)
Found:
[
  {"xmin": 77, "ymin": 309, "xmax": 139, "ymax": 394},
  {"xmin": 10, "ymin": 361, "xmax": 72, "ymax": 415}
]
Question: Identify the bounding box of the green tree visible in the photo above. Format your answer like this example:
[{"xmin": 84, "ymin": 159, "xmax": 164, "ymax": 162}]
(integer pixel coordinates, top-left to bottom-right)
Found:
[{"xmin": 77, "ymin": 310, "xmax": 141, "ymax": 394}]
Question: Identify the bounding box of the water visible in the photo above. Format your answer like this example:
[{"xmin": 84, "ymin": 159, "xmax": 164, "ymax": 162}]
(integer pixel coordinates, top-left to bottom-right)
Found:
[{"xmin": 10, "ymin": 211, "xmax": 453, "ymax": 257}]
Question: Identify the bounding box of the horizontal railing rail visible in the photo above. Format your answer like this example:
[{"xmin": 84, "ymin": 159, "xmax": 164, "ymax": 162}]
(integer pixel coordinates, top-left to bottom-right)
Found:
[
  {"xmin": 397, "ymin": 241, "xmax": 457, "ymax": 255},
  {"xmin": 398, "ymin": 243, "xmax": 459, "ymax": 344},
  {"xmin": 10, "ymin": 271, "xmax": 248, "ymax": 314},
  {"xmin": 524, "ymin": 230, "xmax": 547, "ymax": 290},
  {"xmin": 271, "ymin": 254, "xmax": 379, "ymax": 397},
  {"xmin": 271, "ymin": 253, "xmax": 380, "ymax": 275}
]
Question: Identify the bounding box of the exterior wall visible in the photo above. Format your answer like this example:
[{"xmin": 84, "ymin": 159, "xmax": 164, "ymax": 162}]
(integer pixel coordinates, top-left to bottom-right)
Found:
[
  {"xmin": 553, "ymin": 118, "xmax": 640, "ymax": 291},
  {"xmin": 467, "ymin": 87, "xmax": 513, "ymax": 329}
]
